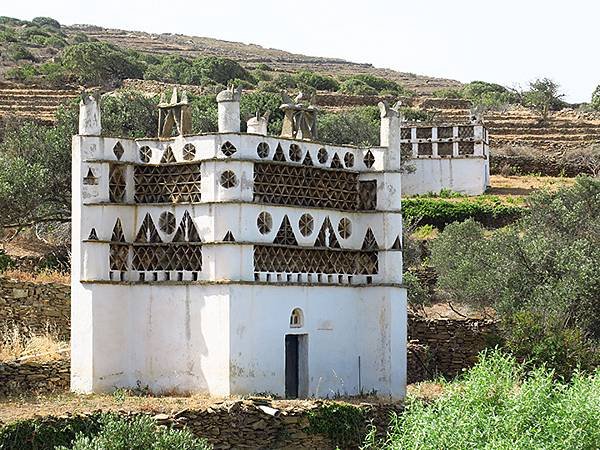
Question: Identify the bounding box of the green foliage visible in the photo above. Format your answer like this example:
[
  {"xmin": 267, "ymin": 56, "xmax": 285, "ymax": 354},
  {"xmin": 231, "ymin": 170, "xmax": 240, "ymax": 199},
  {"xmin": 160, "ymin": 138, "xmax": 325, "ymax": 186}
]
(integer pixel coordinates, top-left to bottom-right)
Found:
[
  {"xmin": 31, "ymin": 17, "xmax": 61, "ymax": 29},
  {"xmin": 58, "ymin": 414, "xmax": 211, "ymax": 450},
  {"xmin": 193, "ymin": 56, "xmax": 251, "ymax": 86},
  {"xmin": 524, "ymin": 77, "xmax": 565, "ymax": 120},
  {"xmin": 0, "ymin": 248, "xmax": 15, "ymax": 272},
  {"xmin": 0, "ymin": 413, "xmax": 211, "ymax": 450},
  {"xmin": 6, "ymin": 43, "xmax": 35, "ymax": 61},
  {"xmin": 340, "ymin": 74, "xmax": 412, "ymax": 96},
  {"xmin": 59, "ymin": 42, "xmax": 145, "ymax": 85},
  {"xmin": 366, "ymin": 350, "xmax": 600, "ymax": 450},
  {"xmin": 143, "ymin": 55, "xmax": 250, "ymax": 88},
  {"xmin": 434, "ymin": 81, "xmax": 519, "ymax": 107},
  {"xmin": 591, "ymin": 85, "xmax": 600, "ymax": 111},
  {"xmin": 430, "ymin": 178, "xmax": 600, "ymax": 376},
  {"xmin": 402, "ymin": 197, "xmax": 523, "ymax": 229},
  {"xmin": 502, "ymin": 311, "xmax": 599, "ymax": 379},
  {"xmin": 101, "ymin": 91, "xmax": 158, "ymax": 138},
  {"xmin": 463, "ymin": 80, "xmax": 519, "ymax": 106},
  {"xmin": 0, "ymin": 413, "xmax": 102, "ymax": 450},
  {"xmin": 339, "ymin": 78, "xmax": 378, "ymax": 96},
  {"xmin": 308, "ymin": 403, "xmax": 364, "ymax": 448},
  {"xmin": 5, "ymin": 64, "xmax": 38, "ymax": 82},
  {"xmin": 239, "ymin": 91, "xmax": 283, "ymax": 134},
  {"xmin": 317, "ymin": 106, "xmax": 379, "ymax": 146},
  {"xmin": 292, "ymin": 71, "xmax": 339, "ymax": 91},
  {"xmin": 432, "ymin": 87, "xmax": 463, "ymax": 99},
  {"xmin": 403, "ymin": 271, "xmax": 432, "ymax": 307},
  {"xmin": 0, "ymin": 103, "xmax": 77, "ymax": 228}
]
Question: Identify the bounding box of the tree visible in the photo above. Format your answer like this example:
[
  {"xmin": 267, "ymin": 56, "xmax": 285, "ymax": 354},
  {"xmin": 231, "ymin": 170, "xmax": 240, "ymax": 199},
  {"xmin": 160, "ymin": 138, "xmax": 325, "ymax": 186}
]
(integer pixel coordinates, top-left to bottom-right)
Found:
[
  {"xmin": 430, "ymin": 178, "xmax": 600, "ymax": 376},
  {"xmin": 523, "ymin": 78, "xmax": 565, "ymax": 122},
  {"xmin": 60, "ymin": 42, "xmax": 145, "ymax": 86},
  {"xmin": 591, "ymin": 84, "xmax": 600, "ymax": 110}
]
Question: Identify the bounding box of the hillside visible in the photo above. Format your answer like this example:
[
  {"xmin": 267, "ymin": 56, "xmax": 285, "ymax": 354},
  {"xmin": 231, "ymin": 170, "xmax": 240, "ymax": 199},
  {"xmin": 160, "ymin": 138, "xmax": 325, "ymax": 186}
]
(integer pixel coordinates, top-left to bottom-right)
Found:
[{"xmin": 0, "ymin": 17, "xmax": 462, "ymax": 95}]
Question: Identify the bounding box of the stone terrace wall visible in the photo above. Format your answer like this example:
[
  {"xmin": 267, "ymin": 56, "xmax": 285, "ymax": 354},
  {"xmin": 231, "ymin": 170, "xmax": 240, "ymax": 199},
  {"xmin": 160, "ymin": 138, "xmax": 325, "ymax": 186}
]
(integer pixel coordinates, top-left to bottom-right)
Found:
[
  {"xmin": 0, "ymin": 400, "xmax": 402, "ymax": 450},
  {"xmin": 0, "ymin": 279, "xmax": 70, "ymax": 339},
  {"xmin": 0, "ymin": 359, "xmax": 69, "ymax": 397},
  {"xmin": 407, "ymin": 315, "xmax": 498, "ymax": 382}
]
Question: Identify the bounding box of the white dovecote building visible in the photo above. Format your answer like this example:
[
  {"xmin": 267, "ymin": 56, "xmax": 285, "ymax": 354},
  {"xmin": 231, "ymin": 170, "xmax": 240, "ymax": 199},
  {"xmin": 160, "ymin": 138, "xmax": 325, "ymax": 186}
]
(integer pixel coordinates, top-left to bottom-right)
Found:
[{"xmin": 71, "ymin": 88, "xmax": 407, "ymax": 399}]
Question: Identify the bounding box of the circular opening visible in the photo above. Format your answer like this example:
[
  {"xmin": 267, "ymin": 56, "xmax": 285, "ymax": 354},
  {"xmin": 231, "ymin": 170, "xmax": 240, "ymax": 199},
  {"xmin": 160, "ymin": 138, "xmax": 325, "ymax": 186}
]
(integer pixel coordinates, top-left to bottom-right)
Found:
[
  {"xmin": 257, "ymin": 211, "xmax": 273, "ymax": 234},
  {"xmin": 220, "ymin": 170, "xmax": 238, "ymax": 188},
  {"xmin": 299, "ymin": 214, "xmax": 314, "ymax": 237},
  {"xmin": 257, "ymin": 142, "xmax": 270, "ymax": 158}
]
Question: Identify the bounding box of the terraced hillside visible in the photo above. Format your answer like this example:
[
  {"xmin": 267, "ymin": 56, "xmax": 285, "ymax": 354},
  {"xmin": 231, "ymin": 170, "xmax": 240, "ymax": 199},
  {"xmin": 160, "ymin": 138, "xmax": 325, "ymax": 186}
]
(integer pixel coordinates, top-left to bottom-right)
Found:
[
  {"xmin": 0, "ymin": 84, "xmax": 78, "ymax": 122},
  {"xmin": 63, "ymin": 25, "xmax": 461, "ymax": 96}
]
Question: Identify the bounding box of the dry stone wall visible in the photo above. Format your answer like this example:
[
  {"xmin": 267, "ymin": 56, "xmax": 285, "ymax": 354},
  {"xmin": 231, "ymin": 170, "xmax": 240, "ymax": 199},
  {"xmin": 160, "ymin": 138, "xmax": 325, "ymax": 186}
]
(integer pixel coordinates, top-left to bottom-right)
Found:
[
  {"xmin": 0, "ymin": 360, "xmax": 69, "ymax": 397},
  {"xmin": 0, "ymin": 279, "xmax": 70, "ymax": 339},
  {"xmin": 407, "ymin": 315, "xmax": 498, "ymax": 382}
]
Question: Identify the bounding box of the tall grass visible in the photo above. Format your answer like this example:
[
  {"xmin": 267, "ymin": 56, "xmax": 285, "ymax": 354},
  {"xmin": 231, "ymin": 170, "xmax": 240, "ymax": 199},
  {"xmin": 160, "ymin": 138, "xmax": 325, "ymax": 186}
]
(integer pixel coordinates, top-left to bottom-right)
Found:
[
  {"xmin": 0, "ymin": 324, "xmax": 68, "ymax": 362},
  {"xmin": 365, "ymin": 350, "xmax": 600, "ymax": 449}
]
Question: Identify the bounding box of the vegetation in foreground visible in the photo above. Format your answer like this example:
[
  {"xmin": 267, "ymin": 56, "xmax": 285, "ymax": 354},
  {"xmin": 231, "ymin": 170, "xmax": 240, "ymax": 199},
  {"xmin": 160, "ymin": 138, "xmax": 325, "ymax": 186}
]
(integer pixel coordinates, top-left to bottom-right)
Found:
[
  {"xmin": 430, "ymin": 177, "xmax": 600, "ymax": 378},
  {"xmin": 0, "ymin": 413, "xmax": 211, "ymax": 450},
  {"xmin": 365, "ymin": 351, "xmax": 600, "ymax": 450}
]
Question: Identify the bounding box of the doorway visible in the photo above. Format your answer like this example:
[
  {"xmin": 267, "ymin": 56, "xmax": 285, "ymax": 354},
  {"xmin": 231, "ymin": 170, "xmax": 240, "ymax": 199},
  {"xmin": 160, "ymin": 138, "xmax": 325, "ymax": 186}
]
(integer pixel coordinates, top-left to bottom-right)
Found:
[{"xmin": 285, "ymin": 334, "xmax": 308, "ymax": 398}]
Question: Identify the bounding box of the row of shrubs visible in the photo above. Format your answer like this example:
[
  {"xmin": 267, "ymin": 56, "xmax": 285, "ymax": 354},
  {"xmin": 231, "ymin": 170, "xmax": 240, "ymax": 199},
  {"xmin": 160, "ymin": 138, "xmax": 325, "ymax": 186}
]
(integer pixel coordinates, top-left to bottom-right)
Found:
[{"xmin": 402, "ymin": 197, "xmax": 524, "ymax": 229}]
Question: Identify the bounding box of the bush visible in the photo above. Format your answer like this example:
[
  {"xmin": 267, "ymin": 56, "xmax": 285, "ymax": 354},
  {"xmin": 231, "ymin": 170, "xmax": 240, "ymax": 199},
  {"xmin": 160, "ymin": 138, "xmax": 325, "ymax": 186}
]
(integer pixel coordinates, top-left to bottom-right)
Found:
[
  {"xmin": 339, "ymin": 78, "xmax": 378, "ymax": 96},
  {"xmin": 317, "ymin": 106, "xmax": 379, "ymax": 146},
  {"xmin": 192, "ymin": 56, "xmax": 251, "ymax": 86},
  {"xmin": 591, "ymin": 84, "xmax": 600, "ymax": 110},
  {"xmin": 341, "ymin": 74, "xmax": 411, "ymax": 96},
  {"xmin": 366, "ymin": 350, "xmax": 600, "ymax": 450},
  {"xmin": 402, "ymin": 197, "xmax": 523, "ymax": 229},
  {"xmin": 292, "ymin": 71, "xmax": 339, "ymax": 91},
  {"xmin": 501, "ymin": 311, "xmax": 599, "ymax": 379},
  {"xmin": 101, "ymin": 91, "xmax": 158, "ymax": 138},
  {"xmin": 6, "ymin": 43, "xmax": 35, "ymax": 61},
  {"xmin": 31, "ymin": 17, "xmax": 61, "ymax": 29},
  {"xmin": 308, "ymin": 403, "xmax": 364, "ymax": 448},
  {"xmin": 59, "ymin": 414, "xmax": 211, "ymax": 450},
  {"xmin": 0, "ymin": 414, "xmax": 102, "ymax": 450},
  {"xmin": 430, "ymin": 178, "xmax": 600, "ymax": 376},
  {"xmin": 59, "ymin": 42, "xmax": 145, "ymax": 85}
]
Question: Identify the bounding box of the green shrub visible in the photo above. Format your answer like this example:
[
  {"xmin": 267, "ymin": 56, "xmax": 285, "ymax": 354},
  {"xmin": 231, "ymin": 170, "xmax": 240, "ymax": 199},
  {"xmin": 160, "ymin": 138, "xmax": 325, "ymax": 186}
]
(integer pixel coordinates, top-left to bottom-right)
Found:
[
  {"xmin": 308, "ymin": 403, "xmax": 364, "ymax": 448},
  {"xmin": 58, "ymin": 414, "xmax": 211, "ymax": 450},
  {"xmin": 432, "ymin": 87, "xmax": 464, "ymax": 99},
  {"xmin": 292, "ymin": 70, "xmax": 339, "ymax": 91},
  {"xmin": 0, "ymin": 413, "xmax": 102, "ymax": 450},
  {"xmin": 317, "ymin": 106, "xmax": 379, "ymax": 146},
  {"xmin": 0, "ymin": 249, "xmax": 15, "ymax": 272},
  {"xmin": 31, "ymin": 17, "xmax": 61, "ymax": 29},
  {"xmin": 402, "ymin": 197, "xmax": 523, "ymax": 229},
  {"xmin": 101, "ymin": 91, "xmax": 158, "ymax": 138},
  {"xmin": 6, "ymin": 43, "xmax": 35, "ymax": 61},
  {"xmin": 366, "ymin": 350, "xmax": 600, "ymax": 450},
  {"xmin": 430, "ymin": 178, "xmax": 600, "ymax": 376},
  {"xmin": 5, "ymin": 64, "xmax": 38, "ymax": 82},
  {"xmin": 192, "ymin": 56, "xmax": 251, "ymax": 86},
  {"xmin": 59, "ymin": 42, "xmax": 144, "ymax": 85},
  {"xmin": 403, "ymin": 271, "xmax": 432, "ymax": 307},
  {"xmin": 501, "ymin": 311, "xmax": 599, "ymax": 379},
  {"xmin": 339, "ymin": 78, "xmax": 378, "ymax": 96},
  {"xmin": 240, "ymin": 91, "xmax": 284, "ymax": 134}
]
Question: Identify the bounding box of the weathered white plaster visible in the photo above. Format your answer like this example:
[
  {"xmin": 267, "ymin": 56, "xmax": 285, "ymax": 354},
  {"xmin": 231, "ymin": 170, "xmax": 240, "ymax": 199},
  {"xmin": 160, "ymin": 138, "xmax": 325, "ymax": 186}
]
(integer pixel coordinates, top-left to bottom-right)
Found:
[
  {"xmin": 78, "ymin": 95, "xmax": 101, "ymax": 136},
  {"xmin": 71, "ymin": 90, "xmax": 407, "ymax": 399}
]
